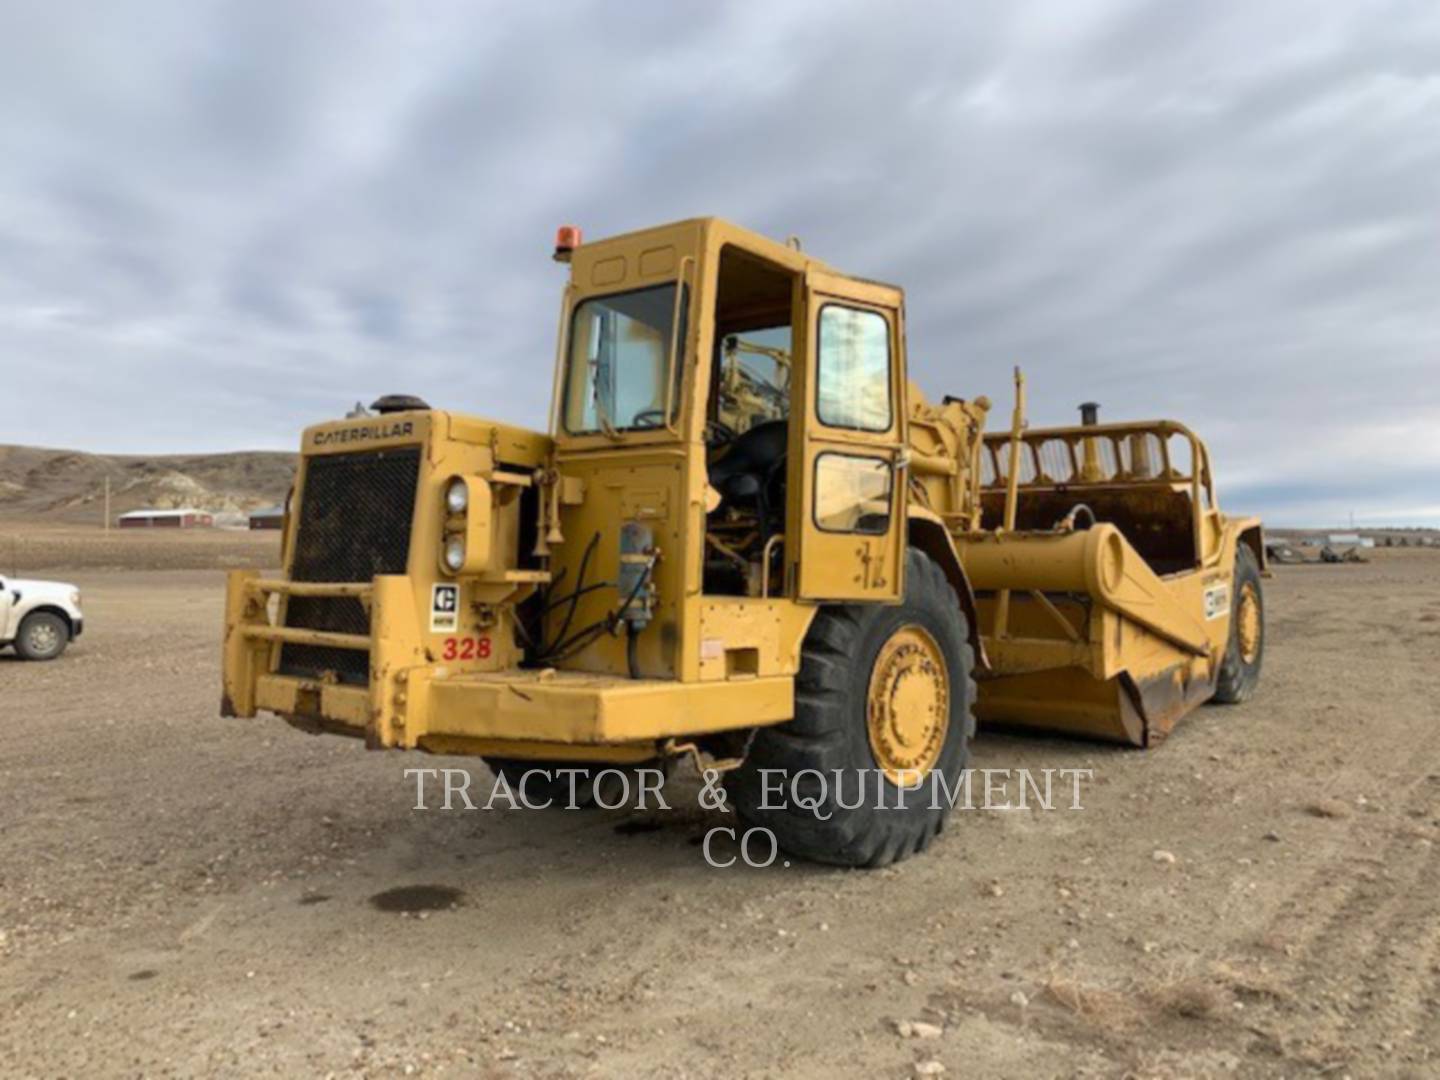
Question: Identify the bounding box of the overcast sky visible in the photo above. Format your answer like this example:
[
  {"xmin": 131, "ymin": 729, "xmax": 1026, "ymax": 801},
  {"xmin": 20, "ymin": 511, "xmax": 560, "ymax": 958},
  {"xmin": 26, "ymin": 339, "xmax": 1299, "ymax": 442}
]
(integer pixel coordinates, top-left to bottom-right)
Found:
[{"xmin": 2, "ymin": 1, "xmax": 1437, "ymax": 525}]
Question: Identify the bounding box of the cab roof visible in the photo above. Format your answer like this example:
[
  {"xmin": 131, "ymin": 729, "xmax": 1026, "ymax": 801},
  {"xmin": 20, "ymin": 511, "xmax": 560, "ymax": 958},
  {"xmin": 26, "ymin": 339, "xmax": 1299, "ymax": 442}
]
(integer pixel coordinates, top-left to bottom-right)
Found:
[{"xmin": 573, "ymin": 216, "xmax": 902, "ymax": 296}]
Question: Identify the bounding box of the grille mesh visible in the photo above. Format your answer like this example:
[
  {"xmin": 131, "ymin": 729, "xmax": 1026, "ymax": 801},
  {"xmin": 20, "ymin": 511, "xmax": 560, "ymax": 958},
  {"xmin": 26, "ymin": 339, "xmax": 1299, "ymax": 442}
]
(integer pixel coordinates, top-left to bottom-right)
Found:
[{"xmin": 279, "ymin": 446, "xmax": 421, "ymax": 685}]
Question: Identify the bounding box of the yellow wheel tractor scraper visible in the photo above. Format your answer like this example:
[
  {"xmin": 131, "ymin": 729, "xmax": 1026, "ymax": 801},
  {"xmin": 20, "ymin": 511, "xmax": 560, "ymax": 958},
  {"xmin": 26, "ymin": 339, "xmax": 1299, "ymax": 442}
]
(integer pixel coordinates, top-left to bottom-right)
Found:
[{"xmin": 222, "ymin": 218, "xmax": 1265, "ymax": 867}]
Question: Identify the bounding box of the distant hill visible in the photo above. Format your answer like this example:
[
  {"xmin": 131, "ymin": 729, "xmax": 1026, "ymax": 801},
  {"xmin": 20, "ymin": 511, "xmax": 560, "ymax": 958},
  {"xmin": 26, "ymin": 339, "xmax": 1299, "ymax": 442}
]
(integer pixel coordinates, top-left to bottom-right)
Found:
[{"xmin": 0, "ymin": 444, "xmax": 296, "ymax": 524}]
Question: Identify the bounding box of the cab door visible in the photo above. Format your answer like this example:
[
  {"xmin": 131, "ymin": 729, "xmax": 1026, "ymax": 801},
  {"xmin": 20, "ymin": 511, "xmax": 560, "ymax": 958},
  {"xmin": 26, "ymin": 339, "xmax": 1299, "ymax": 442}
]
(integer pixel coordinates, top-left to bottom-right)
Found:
[{"xmin": 788, "ymin": 268, "xmax": 907, "ymax": 603}]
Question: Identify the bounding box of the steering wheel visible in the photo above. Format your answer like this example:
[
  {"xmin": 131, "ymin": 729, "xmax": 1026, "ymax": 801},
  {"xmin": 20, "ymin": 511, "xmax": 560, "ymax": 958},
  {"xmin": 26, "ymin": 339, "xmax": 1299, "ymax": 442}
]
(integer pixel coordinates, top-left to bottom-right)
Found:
[
  {"xmin": 630, "ymin": 408, "xmax": 666, "ymax": 429},
  {"xmin": 704, "ymin": 418, "xmax": 737, "ymax": 449}
]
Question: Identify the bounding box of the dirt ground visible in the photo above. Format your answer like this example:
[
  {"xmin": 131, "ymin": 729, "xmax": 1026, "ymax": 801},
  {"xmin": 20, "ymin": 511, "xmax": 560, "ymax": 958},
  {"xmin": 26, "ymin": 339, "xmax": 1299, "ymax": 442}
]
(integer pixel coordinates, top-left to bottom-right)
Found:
[
  {"xmin": 0, "ymin": 522, "xmax": 280, "ymax": 573},
  {"xmin": 2, "ymin": 542, "xmax": 1439, "ymax": 1078}
]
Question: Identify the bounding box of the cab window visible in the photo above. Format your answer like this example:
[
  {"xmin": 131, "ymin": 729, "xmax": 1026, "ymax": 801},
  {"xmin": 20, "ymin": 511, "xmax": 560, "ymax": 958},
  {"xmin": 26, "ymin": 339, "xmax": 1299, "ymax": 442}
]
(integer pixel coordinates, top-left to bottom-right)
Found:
[
  {"xmin": 814, "ymin": 452, "xmax": 892, "ymax": 533},
  {"xmin": 563, "ymin": 284, "xmax": 685, "ymax": 434},
  {"xmin": 716, "ymin": 326, "xmax": 790, "ymax": 437},
  {"xmin": 816, "ymin": 305, "xmax": 891, "ymax": 432}
]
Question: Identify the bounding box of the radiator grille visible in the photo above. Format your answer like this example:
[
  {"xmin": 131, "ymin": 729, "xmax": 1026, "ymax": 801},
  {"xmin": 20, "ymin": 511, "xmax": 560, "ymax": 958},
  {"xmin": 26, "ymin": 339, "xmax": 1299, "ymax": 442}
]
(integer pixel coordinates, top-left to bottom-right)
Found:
[{"xmin": 279, "ymin": 446, "xmax": 421, "ymax": 685}]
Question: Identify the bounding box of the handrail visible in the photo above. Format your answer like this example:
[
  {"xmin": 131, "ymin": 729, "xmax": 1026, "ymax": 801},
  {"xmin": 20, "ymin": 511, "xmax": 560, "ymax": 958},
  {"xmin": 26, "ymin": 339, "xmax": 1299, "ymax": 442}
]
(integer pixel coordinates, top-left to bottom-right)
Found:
[
  {"xmin": 242, "ymin": 625, "xmax": 370, "ymax": 651},
  {"xmin": 981, "ymin": 421, "xmax": 1210, "ymax": 490},
  {"xmin": 662, "ymin": 256, "xmax": 694, "ymax": 437},
  {"xmin": 1000, "ymin": 367, "xmax": 1026, "ymax": 535},
  {"xmin": 994, "ymin": 367, "xmax": 1027, "ymax": 640},
  {"xmin": 760, "ymin": 534, "xmax": 785, "ymax": 598},
  {"xmin": 548, "ymin": 283, "xmax": 575, "ymax": 437},
  {"xmin": 982, "ymin": 418, "xmax": 1198, "ymax": 444},
  {"xmin": 246, "ymin": 579, "xmax": 373, "ymax": 598}
]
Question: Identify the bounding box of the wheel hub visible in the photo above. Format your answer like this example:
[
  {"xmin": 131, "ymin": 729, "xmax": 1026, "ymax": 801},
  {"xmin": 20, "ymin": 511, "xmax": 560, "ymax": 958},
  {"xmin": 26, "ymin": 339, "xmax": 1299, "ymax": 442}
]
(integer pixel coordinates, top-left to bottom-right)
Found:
[
  {"xmin": 867, "ymin": 624, "xmax": 949, "ymax": 787},
  {"xmin": 1237, "ymin": 582, "xmax": 1261, "ymax": 664},
  {"xmin": 28, "ymin": 622, "xmax": 60, "ymax": 655}
]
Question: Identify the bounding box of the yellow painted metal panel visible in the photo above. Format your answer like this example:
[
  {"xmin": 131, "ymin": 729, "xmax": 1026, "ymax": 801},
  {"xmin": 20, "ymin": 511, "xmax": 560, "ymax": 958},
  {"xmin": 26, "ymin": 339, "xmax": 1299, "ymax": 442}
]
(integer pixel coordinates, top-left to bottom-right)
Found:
[
  {"xmin": 253, "ymin": 675, "xmax": 372, "ymax": 729},
  {"xmin": 423, "ymin": 671, "xmax": 793, "ymax": 745}
]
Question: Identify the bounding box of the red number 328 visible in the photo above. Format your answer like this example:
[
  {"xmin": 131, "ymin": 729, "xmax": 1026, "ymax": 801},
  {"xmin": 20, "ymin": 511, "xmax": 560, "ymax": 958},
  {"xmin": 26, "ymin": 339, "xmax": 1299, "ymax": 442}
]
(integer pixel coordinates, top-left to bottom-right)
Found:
[{"xmin": 441, "ymin": 636, "xmax": 491, "ymax": 661}]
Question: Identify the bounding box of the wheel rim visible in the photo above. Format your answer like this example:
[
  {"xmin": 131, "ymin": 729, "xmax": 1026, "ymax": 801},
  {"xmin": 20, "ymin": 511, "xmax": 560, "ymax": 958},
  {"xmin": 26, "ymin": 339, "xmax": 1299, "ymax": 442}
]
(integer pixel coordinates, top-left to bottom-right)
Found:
[
  {"xmin": 28, "ymin": 621, "xmax": 61, "ymax": 655},
  {"xmin": 1236, "ymin": 582, "xmax": 1261, "ymax": 664},
  {"xmin": 866, "ymin": 624, "xmax": 949, "ymax": 788}
]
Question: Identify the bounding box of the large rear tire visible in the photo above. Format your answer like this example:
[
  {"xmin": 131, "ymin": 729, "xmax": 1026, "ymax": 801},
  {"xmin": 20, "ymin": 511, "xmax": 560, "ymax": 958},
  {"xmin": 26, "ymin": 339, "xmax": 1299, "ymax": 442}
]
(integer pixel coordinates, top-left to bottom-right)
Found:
[
  {"xmin": 1212, "ymin": 544, "xmax": 1264, "ymax": 704},
  {"xmin": 728, "ymin": 549, "xmax": 975, "ymax": 868}
]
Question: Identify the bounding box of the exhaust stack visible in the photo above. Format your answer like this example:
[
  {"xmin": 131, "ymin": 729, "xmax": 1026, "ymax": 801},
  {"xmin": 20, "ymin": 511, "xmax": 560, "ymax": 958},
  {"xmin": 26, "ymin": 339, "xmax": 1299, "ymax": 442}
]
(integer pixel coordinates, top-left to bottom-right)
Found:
[{"xmin": 1079, "ymin": 402, "xmax": 1103, "ymax": 480}]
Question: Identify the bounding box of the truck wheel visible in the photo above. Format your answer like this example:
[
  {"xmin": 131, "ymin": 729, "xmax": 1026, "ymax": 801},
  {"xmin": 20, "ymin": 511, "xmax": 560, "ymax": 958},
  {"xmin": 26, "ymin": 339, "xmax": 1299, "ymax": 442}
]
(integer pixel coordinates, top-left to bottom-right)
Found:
[
  {"xmin": 483, "ymin": 758, "xmax": 666, "ymax": 810},
  {"xmin": 728, "ymin": 549, "xmax": 975, "ymax": 868},
  {"xmin": 1212, "ymin": 544, "xmax": 1264, "ymax": 704},
  {"xmin": 15, "ymin": 611, "xmax": 69, "ymax": 661}
]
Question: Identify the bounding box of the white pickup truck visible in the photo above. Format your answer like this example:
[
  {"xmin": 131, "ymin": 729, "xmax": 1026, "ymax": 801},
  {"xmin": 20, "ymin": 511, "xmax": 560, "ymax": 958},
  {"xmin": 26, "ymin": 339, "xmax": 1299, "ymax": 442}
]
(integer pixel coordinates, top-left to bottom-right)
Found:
[{"xmin": 0, "ymin": 575, "xmax": 85, "ymax": 660}]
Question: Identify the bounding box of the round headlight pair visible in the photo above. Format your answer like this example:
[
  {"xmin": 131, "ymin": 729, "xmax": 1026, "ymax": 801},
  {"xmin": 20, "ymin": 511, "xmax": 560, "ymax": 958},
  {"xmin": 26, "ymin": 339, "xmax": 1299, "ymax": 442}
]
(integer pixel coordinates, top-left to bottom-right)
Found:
[
  {"xmin": 443, "ymin": 536, "xmax": 466, "ymax": 572},
  {"xmin": 445, "ymin": 478, "xmax": 469, "ymax": 514}
]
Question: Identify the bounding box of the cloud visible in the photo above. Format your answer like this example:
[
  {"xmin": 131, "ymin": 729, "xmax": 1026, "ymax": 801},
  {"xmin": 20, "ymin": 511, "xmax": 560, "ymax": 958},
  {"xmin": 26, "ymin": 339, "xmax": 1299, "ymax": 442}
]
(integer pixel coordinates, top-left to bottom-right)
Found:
[{"xmin": 1, "ymin": 0, "xmax": 1437, "ymax": 524}]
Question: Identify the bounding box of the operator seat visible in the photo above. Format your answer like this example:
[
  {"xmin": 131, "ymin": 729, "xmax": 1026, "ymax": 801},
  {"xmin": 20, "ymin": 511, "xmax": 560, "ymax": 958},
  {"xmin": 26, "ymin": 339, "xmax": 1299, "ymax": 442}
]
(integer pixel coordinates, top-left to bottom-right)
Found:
[{"xmin": 707, "ymin": 420, "xmax": 789, "ymax": 509}]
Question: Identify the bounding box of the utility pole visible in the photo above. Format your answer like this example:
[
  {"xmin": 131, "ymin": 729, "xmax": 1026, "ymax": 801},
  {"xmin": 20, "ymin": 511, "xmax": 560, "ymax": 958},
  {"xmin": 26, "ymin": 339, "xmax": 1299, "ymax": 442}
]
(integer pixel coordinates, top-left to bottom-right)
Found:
[{"xmin": 104, "ymin": 476, "xmax": 111, "ymax": 532}]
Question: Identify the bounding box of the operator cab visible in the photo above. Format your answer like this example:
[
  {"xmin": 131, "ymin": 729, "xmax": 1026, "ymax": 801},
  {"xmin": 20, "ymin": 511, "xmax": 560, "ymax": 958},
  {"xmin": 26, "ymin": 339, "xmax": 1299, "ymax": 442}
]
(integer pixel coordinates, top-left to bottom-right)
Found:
[{"xmin": 552, "ymin": 217, "xmax": 909, "ymax": 655}]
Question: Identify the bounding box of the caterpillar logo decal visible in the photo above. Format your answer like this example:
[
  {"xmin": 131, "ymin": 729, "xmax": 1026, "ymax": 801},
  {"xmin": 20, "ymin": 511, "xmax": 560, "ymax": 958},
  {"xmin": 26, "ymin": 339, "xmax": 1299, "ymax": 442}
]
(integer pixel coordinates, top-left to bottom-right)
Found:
[
  {"xmin": 312, "ymin": 420, "xmax": 415, "ymax": 446},
  {"xmin": 430, "ymin": 584, "xmax": 459, "ymax": 633}
]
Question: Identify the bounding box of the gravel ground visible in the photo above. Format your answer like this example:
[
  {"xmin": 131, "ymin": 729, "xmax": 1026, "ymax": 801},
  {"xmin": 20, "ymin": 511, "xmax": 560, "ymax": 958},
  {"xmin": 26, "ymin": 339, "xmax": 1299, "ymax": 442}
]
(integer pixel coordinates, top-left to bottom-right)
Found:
[{"xmin": 2, "ymin": 550, "xmax": 1439, "ymax": 1078}]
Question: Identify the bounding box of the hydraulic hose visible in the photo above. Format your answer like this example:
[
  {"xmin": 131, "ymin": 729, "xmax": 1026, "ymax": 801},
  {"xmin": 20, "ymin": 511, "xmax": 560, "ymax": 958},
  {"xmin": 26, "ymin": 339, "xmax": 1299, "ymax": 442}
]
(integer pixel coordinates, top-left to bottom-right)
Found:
[{"xmin": 626, "ymin": 622, "xmax": 641, "ymax": 679}]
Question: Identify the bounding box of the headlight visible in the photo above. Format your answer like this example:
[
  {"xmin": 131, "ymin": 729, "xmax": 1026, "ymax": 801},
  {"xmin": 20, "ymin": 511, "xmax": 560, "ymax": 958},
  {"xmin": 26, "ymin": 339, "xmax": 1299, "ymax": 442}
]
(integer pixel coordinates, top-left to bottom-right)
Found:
[
  {"xmin": 70, "ymin": 590, "xmax": 81, "ymax": 607},
  {"xmin": 443, "ymin": 535, "xmax": 466, "ymax": 572},
  {"xmin": 446, "ymin": 478, "xmax": 468, "ymax": 514}
]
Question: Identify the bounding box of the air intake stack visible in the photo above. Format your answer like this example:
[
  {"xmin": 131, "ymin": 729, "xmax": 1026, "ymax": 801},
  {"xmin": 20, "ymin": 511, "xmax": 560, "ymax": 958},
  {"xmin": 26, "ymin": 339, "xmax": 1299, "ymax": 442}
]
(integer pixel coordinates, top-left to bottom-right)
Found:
[{"xmin": 1079, "ymin": 402, "xmax": 1103, "ymax": 481}]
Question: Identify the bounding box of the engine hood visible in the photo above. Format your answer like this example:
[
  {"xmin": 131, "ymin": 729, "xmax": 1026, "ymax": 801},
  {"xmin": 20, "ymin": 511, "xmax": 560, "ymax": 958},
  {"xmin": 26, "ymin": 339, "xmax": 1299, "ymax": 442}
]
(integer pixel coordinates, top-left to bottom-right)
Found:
[{"xmin": 6, "ymin": 577, "xmax": 80, "ymax": 599}]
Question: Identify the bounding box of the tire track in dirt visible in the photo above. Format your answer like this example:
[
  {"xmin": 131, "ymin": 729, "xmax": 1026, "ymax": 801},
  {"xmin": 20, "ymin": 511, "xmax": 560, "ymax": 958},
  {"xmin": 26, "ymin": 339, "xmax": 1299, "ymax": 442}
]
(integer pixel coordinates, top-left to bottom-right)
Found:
[
  {"xmin": 1243, "ymin": 732, "xmax": 1440, "ymax": 1070},
  {"xmin": 1180, "ymin": 580, "xmax": 1440, "ymax": 1072},
  {"xmin": 1263, "ymin": 814, "xmax": 1440, "ymax": 1071}
]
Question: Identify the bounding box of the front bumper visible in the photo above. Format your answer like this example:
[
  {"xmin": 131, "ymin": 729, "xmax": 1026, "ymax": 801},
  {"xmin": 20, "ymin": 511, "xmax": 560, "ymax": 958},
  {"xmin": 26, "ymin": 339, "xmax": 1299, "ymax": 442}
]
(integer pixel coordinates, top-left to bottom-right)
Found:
[{"xmin": 222, "ymin": 570, "xmax": 792, "ymax": 757}]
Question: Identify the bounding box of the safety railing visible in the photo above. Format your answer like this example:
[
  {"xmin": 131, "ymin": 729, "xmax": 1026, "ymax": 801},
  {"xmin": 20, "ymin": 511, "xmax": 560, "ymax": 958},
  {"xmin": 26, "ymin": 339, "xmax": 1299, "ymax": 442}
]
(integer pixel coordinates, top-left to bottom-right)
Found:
[{"xmin": 237, "ymin": 578, "xmax": 373, "ymax": 653}]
